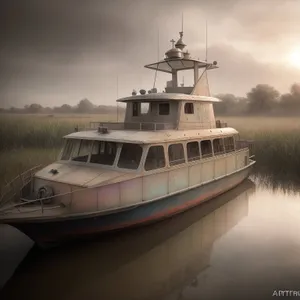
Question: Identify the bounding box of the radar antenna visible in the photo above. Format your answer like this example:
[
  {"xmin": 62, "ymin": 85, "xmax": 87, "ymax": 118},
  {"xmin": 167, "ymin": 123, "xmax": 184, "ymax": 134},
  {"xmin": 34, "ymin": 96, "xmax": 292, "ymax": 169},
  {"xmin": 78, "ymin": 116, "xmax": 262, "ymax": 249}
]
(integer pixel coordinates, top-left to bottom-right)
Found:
[{"xmin": 153, "ymin": 28, "xmax": 160, "ymax": 89}]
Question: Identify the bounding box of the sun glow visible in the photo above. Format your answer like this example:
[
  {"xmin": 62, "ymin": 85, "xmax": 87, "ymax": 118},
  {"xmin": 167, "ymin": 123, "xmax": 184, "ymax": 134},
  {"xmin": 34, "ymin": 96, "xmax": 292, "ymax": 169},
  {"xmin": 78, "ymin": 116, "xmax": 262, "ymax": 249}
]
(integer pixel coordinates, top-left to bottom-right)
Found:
[{"xmin": 287, "ymin": 47, "xmax": 300, "ymax": 68}]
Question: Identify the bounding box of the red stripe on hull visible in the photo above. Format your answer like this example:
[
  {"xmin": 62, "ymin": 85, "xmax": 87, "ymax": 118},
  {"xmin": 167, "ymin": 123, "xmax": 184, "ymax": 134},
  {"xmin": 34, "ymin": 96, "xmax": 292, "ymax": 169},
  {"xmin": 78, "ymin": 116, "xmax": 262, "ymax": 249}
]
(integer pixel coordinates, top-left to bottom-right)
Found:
[
  {"xmin": 37, "ymin": 178, "xmax": 245, "ymax": 243},
  {"xmin": 97, "ymin": 180, "xmax": 242, "ymax": 232}
]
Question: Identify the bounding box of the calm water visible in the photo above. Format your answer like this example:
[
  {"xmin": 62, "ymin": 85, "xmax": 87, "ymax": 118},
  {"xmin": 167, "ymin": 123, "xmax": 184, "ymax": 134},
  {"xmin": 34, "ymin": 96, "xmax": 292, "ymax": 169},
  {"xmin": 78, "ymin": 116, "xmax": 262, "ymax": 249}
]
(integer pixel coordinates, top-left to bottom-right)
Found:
[{"xmin": 1, "ymin": 178, "xmax": 300, "ymax": 300}]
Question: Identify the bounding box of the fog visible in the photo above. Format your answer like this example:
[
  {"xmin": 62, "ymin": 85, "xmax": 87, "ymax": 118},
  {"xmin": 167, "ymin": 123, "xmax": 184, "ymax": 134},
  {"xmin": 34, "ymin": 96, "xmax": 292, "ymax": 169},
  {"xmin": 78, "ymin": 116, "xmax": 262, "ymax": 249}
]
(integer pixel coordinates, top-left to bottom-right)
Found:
[{"xmin": 1, "ymin": 0, "xmax": 299, "ymax": 108}]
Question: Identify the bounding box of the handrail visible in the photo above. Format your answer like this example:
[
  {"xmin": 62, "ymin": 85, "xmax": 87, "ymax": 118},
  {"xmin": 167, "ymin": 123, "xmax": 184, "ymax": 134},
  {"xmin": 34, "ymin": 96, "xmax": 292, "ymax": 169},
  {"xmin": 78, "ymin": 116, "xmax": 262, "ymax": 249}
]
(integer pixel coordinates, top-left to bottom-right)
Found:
[
  {"xmin": 0, "ymin": 170, "xmax": 141, "ymax": 214},
  {"xmin": 76, "ymin": 121, "xmax": 220, "ymax": 132},
  {"xmin": 0, "ymin": 165, "xmax": 44, "ymax": 207}
]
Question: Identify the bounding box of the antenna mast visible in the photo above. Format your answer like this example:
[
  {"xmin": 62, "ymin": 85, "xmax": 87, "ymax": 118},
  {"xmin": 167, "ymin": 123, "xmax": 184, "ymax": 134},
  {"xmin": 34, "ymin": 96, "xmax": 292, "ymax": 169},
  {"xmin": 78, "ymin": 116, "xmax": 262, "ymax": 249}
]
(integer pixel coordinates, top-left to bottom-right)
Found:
[
  {"xmin": 116, "ymin": 75, "xmax": 119, "ymax": 122},
  {"xmin": 153, "ymin": 28, "xmax": 160, "ymax": 89},
  {"xmin": 205, "ymin": 20, "xmax": 208, "ymax": 61}
]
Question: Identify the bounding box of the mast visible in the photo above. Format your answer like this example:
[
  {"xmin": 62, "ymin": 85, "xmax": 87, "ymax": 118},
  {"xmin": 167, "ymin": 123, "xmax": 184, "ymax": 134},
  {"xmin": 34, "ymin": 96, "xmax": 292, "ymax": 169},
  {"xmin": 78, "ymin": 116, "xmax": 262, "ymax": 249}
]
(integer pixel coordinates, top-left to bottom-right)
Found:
[
  {"xmin": 205, "ymin": 20, "xmax": 208, "ymax": 62},
  {"xmin": 116, "ymin": 76, "xmax": 119, "ymax": 122}
]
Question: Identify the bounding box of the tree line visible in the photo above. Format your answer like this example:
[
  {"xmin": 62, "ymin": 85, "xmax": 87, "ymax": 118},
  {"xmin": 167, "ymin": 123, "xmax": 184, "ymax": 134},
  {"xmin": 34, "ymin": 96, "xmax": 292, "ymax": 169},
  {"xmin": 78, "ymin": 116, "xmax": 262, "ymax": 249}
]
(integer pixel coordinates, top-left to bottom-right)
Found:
[
  {"xmin": 1, "ymin": 83, "xmax": 300, "ymax": 116},
  {"xmin": 0, "ymin": 98, "xmax": 125, "ymax": 114},
  {"xmin": 214, "ymin": 83, "xmax": 300, "ymax": 116}
]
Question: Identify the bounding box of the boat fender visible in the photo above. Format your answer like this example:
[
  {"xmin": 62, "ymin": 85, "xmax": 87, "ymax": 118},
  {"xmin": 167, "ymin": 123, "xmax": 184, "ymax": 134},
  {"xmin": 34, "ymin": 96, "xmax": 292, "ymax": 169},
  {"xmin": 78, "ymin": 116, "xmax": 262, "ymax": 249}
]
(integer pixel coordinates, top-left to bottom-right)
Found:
[{"xmin": 37, "ymin": 186, "xmax": 54, "ymax": 204}]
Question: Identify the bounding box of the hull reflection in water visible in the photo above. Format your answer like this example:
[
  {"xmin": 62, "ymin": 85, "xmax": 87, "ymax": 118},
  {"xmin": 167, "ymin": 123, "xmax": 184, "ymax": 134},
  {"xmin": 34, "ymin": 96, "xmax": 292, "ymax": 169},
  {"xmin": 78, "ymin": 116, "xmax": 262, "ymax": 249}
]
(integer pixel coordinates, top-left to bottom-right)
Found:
[{"xmin": 1, "ymin": 179, "xmax": 255, "ymax": 300}]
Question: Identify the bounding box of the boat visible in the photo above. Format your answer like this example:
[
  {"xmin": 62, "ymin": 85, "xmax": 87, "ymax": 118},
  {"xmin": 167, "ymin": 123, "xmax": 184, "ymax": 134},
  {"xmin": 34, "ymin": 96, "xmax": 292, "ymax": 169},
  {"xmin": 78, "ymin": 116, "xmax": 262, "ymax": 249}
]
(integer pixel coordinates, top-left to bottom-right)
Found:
[
  {"xmin": 0, "ymin": 29, "xmax": 255, "ymax": 246},
  {"xmin": 1, "ymin": 180, "xmax": 255, "ymax": 300}
]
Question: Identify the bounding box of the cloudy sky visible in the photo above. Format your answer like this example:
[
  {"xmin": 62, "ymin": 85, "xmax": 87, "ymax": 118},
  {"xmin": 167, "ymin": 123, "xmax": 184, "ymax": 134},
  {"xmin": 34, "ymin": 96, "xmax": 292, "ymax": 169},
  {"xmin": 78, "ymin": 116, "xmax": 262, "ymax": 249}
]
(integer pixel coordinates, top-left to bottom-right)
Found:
[{"xmin": 1, "ymin": 0, "xmax": 300, "ymax": 108}]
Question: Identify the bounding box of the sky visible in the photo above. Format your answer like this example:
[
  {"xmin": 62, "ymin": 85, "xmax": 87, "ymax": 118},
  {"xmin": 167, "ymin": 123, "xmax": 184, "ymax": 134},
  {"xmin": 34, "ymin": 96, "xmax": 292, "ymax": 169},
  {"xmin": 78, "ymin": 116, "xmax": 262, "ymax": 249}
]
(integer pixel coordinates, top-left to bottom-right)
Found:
[{"xmin": 0, "ymin": 0, "xmax": 300, "ymax": 108}]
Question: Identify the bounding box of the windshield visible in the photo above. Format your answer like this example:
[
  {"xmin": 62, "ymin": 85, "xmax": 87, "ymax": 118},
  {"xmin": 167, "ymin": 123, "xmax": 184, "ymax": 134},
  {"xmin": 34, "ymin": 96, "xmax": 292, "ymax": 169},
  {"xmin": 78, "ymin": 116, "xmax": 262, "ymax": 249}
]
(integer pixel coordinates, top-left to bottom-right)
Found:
[
  {"xmin": 90, "ymin": 141, "xmax": 117, "ymax": 165},
  {"xmin": 61, "ymin": 139, "xmax": 144, "ymax": 169},
  {"xmin": 71, "ymin": 140, "xmax": 93, "ymax": 162},
  {"xmin": 61, "ymin": 139, "xmax": 93, "ymax": 162},
  {"xmin": 117, "ymin": 143, "xmax": 143, "ymax": 170}
]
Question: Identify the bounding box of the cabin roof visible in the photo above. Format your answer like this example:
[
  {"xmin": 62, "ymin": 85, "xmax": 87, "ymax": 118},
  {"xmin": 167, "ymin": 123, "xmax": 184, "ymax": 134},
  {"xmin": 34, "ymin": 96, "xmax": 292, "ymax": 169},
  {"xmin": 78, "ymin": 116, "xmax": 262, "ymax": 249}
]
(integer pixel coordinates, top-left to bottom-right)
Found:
[
  {"xmin": 64, "ymin": 128, "xmax": 238, "ymax": 144},
  {"xmin": 117, "ymin": 93, "xmax": 221, "ymax": 103},
  {"xmin": 144, "ymin": 58, "xmax": 218, "ymax": 74}
]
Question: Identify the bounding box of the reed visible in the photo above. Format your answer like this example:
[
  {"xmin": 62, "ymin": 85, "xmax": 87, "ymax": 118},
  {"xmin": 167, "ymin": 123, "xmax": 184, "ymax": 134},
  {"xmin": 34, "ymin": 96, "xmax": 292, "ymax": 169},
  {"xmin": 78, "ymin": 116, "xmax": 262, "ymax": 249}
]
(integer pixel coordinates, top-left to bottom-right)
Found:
[
  {"xmin": 224, "ymin": 116, "xmax": 300, "ymax": 181},
  {"xmin": 0, "ymin": 114, "xmax": 120, "ymax": 151},
  {"xmin": 0, "ymin": 114, "xmax": 300, "ymax": 189}
]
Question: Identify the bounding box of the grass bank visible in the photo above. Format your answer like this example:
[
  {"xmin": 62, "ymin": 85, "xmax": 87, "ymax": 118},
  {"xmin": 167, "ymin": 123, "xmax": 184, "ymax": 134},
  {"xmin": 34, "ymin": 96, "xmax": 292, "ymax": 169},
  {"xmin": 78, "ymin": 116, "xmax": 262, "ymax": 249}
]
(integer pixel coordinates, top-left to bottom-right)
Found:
[
  {"xmin": 0, "ymin": 148, "xmax": 60, "ymax": 188},
  {"xmin": 223, "ymin": 116, "xmax": 300, "ymax": 181},
  {"xmin": 0, "ymin": 114, "xmax": 121, "ymax": 151},
  {"xmin": 1, "ymin": 115, "xmax": 300, "ymax": 191}
]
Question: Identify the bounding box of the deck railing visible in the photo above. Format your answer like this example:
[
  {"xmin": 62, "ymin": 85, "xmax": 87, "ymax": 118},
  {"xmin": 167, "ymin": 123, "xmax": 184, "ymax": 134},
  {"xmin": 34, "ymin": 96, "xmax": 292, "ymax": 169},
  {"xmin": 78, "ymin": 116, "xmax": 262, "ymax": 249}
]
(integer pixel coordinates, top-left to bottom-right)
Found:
[
  {"xmin": 89, "ymin": 122, "xmax": 176, "ymax": 131},
  {"xmin": 236, "ymin": 140, "xmax": 255, "ymax": 157},
  {"xmin": 76, "ymin": 121, "xmax": 223, "ymax": 132},
  {"xmin": 0, "ymin": 165, "xmax": 43, "ymax": 209}
]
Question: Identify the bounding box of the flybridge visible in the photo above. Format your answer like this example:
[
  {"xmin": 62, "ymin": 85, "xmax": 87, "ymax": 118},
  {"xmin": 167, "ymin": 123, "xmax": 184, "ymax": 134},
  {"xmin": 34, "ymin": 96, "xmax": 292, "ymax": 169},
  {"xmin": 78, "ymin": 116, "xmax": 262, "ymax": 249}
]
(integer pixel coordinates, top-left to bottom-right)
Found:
[{"xmin": 144, "ymin": 31, "xmax": 218, "ymax": 96}]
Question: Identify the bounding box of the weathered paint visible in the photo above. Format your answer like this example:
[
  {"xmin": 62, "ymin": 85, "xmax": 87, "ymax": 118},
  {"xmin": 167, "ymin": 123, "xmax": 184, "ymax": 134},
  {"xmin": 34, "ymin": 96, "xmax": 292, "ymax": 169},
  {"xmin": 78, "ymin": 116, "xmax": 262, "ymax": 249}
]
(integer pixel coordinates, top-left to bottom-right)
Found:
[
  {"xmin": 117, "ymin": 93, "xmax": 221, "ymax": 103},
  {"xmin": 142, "ymin": 172, "xmax": 169, "ymax": 201},
  {"xmin": 64, "ymin": 127, "xmax": 238, "ymax": 144},
  {"xmin": 168, "ymin": 166, "xmax": 189, "ymax": 193},
  {"xmin": 11, "ymin": 164, "xmax": 252, "ymax": 244}
]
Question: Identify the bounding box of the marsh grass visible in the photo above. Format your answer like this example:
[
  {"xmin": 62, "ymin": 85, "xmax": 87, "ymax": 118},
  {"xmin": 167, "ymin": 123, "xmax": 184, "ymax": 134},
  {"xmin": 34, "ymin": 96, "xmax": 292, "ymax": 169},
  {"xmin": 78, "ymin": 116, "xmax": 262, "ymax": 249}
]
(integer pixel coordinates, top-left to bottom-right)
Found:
[
  {"xmin": 0, "ymin": 114, "xmax": 122, "ymax": 151},
  {"xmin": 1, "ymin": 114, "xmax": 300, "ymax": 192},
  {"xmin": 224, "ymin": 116, "xmax": 300, "ymax": 182},
  {"xmin": 0, "ymin": 148, "xmax": 60, "ymax": 186}
]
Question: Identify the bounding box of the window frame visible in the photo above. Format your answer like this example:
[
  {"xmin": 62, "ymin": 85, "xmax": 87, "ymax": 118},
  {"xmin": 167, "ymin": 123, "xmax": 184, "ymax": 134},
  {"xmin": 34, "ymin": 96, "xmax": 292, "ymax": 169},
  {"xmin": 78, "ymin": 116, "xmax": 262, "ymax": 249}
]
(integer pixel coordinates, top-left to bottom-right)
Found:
[
  {"xmin": 168, "ymin": 143, "xmax": 186, "ymax": 166},
  {"xmin": 186, "ymin": 141, "xmax": 201, "ymax": 162},
  {"xmin": 71, "ymin": 139, "xmax": 93, "ymax": 163},
  {"xmin": 132, "ymin": 102, "xmax": 139, "ymax": 117},
  {"xmin": 144, "ymin": 145, "xmax": 166, "ymax": 171},
  {"xmin": 158, "ymin": 102, "xmax": 170, "ymax": 116},
  {"xmin": 60, "ymin": 139, "xmax": 74, "ymax": 161},
  {"xmin": 117, "ymin": 143, "xmax": 143, "ymax": 170},
  {"xmin": 184, "ymin": 102, "xmax": 194, "ymax": 114},
  {"xmin": 212, "ymin": 138, "xmax": 225, "ymax": 156},
  {"xmin": 224, "ymin": 136, "xmax": 235, "ymax": 153},
  {"xmin": 200, "ymin": 139, "xmax": 213, "ymax": 159},
  {"xmin": 89, "ymin": 140, "xmax": 118, "ymax": 166}
]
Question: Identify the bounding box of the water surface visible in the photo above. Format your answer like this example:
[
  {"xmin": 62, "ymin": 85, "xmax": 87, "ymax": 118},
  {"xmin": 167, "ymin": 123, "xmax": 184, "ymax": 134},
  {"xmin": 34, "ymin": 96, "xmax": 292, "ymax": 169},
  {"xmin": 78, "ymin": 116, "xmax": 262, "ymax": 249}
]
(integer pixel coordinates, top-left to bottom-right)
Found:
[{"xmin": 1, "ymin": 178, "xmax": 300, "ymax": 300}]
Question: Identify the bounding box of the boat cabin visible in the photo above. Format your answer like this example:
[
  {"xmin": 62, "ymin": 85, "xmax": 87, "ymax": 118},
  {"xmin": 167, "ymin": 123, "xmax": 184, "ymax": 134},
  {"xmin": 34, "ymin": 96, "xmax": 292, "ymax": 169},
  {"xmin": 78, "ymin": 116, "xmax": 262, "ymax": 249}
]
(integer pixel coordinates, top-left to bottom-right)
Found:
[
  {"xmin": 118, "ymin": 93, "xmax": 221, "ymax": 130},
  {"xmin": 59, "ymin": 128, "xmax": 239, "ymax": 175}
]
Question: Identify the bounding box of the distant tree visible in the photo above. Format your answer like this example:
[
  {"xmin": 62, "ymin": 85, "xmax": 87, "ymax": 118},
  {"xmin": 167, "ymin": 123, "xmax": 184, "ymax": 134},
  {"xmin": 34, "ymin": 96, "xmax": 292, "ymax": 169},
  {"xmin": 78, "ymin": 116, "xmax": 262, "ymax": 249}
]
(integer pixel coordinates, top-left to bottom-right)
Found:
[
  {"xmin": 247, "ymin": 84, "xmax": 280, "ymax": 114},
  {"xmin": 9, "ymin": 106, "xmax": 17, "ymax": 113},
  {"xmin": 290, "ymin": 83, "xmax": 300, "ymax": 97},
  {"xmin": 279, "ymin": 83, "xmax": 300, "ymax": 113},
  {"xmin": 77, "ymin": 98, "xmax": 95, "ymax": 113},
  {"xmin": 42, "ymin": 106, "xmax": 53, "ymax": 114},
  {"xmin": 59, "ymin": 104, "xmax": 72, "ymax": 113},
  {"xmin": 214, "ymin": 94, "xmax": 237, "ymax": 115},
  {"xmin": 27, "ymin": 103, "xmax": 43, "ymax": 113}
]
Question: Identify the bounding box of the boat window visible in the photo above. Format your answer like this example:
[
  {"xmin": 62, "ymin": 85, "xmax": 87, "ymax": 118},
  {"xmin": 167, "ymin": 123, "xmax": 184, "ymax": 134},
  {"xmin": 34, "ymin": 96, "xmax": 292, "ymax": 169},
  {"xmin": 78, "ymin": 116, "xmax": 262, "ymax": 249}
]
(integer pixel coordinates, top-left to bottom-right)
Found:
[
  {"xmin": 159, "ymin": 103, "xmax": 170, "ymax": 115},
  {"xmin": 184, "ymin": 103, "xmax": 194, "ymax": 114},
  {"xmin": 200, "ymin": 140, "xmax": 212, "ymax": 158},
  {"xmin": 141, "ymin": 102, "xmax": 150, "ymax": 114},
  {"xmin": 144, "ymin": 145, "xmax": 166, "ymax": 171},
  {"xmin": 90, "ymin": 141, "xmax": 117, "ymax": 165},
  {"xmin": 224, "ymin": 136, "xmax": 235, "ymax": 153},
  {"xmin": 118, "ymin": 143, "xmax": 143, "ymax": 170},
  {"xmin": 168, "ymin": 143, "xmax": 185, "ymax": 166},
  {"xmin": 132, "ymin": 102, "xmax": 139, "ymax": 117},
  {"xmin": 71, "ymin": 140, "xmax": 93, "ymax": 162},
  {"xmin": 61, "ymin": 139, "xmax": 74, "ymax": 160},
  {"xmin": 213, "ymin": 138, "xmax": 225, "ymax": 156},
  {"xmin": 150, "ymin": 102, "xmax": 155, "ymax": 113},
  {"xmin": 187, "ymin": 141, "xmax": 200, "ymax": 161}
]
